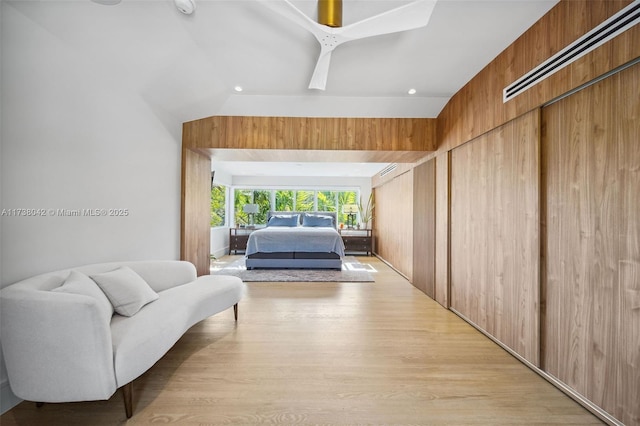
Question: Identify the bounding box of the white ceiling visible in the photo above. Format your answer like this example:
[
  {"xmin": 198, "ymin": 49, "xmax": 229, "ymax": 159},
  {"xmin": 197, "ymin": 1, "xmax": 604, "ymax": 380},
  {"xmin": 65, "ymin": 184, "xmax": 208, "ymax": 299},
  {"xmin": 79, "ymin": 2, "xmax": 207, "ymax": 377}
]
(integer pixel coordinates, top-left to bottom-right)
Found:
[
  {"xmin": 6, "ymin": 0, "xmax": 559, "ymax": 178},
  {"xmin": 213, "ymin": 160, "xmax": 391, "ymax": 177}
]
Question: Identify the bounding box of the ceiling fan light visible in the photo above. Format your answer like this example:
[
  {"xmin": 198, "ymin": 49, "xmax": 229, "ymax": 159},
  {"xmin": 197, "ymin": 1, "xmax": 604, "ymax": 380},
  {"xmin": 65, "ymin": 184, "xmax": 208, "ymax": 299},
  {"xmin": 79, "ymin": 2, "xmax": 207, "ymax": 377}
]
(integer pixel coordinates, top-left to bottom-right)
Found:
[{"xmin": 318, "ymin": 0, "xmax": 342, "ymax": 28}]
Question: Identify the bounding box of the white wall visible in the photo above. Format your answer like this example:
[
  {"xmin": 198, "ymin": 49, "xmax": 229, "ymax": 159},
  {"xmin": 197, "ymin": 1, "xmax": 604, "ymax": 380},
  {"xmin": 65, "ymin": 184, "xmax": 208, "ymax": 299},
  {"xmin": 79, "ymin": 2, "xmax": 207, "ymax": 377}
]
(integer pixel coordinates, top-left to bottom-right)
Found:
[{"xmin": 0, "ymin": 4, "xmax": 182, "ymax": 412}]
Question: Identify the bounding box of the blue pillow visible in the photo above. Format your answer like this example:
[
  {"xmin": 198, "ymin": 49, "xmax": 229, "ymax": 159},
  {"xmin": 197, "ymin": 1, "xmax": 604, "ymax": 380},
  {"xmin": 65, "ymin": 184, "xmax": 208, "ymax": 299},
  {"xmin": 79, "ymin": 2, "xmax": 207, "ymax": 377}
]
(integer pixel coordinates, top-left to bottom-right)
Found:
[
  {"xmin": 302, "ymin": 214, "xmax": 334, "ymax": 227},
  {"xmin": 267, "ymin": 214, "xmax": 299, "ymax": 227}
]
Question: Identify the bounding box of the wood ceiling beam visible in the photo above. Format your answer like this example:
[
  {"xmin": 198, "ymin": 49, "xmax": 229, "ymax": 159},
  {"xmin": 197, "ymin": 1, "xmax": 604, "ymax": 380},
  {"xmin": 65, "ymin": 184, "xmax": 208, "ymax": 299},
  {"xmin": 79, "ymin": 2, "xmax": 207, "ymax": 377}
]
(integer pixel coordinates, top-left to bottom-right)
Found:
[{"xmin": 182, "ymin": 116, "xmax": 437, "ymax": 155}]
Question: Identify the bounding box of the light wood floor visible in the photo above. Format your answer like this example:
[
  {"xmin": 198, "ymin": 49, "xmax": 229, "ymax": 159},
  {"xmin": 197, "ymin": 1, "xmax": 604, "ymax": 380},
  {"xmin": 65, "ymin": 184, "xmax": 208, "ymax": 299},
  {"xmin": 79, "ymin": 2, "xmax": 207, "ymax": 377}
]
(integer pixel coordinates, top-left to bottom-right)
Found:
[{"xmin": 1, "ymin": 256, "xmax": 602, "ymax": 425}]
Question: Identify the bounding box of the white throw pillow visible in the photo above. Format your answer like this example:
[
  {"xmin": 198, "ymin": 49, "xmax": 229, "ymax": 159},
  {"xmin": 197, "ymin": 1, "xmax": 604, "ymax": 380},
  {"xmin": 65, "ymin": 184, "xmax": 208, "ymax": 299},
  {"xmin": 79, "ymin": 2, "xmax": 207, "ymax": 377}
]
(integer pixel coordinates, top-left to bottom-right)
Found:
[
  {"xmin": 90, "ymin": 266, "xmax": 159, "ymax": 317},
  {"xmin": 53, "ymin": 270, "xmax": 114, "ymax": 321}
]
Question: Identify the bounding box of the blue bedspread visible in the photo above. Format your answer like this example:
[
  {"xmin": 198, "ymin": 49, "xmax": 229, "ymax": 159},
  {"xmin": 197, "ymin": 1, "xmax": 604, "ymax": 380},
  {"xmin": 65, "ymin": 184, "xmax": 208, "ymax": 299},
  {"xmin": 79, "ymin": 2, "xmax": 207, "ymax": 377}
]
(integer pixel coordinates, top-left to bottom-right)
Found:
[{"xmin": 246, "ymin": 226, "xmax": 345, "ymax": 257}]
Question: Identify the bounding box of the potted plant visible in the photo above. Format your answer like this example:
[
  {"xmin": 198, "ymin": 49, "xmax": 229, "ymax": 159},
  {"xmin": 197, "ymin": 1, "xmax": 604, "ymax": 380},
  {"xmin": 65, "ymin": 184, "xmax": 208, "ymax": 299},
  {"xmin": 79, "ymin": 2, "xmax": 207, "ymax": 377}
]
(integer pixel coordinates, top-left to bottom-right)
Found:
[{"xmin": 358, "ymin": 192, "xmax": 374, "ymax": 229}]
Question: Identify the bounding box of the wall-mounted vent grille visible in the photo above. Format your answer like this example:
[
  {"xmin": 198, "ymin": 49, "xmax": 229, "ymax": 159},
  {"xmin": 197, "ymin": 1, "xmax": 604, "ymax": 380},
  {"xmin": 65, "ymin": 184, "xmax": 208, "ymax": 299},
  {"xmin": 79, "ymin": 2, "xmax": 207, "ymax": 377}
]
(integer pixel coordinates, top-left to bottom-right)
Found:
[
  {"xmin": 503, "ymin": 0, "xmax": 640, "ymax": 103},
  {"xmin": 379, "ymin": 163, "xmax": 398, "ymax": 177}
]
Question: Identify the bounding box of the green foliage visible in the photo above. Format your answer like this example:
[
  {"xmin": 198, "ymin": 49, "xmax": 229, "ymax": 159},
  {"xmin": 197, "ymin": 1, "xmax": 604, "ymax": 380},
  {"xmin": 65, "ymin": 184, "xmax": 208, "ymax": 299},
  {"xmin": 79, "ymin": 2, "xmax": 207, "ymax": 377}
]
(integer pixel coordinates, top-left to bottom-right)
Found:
[
  {"xmin": 253, "ymin": 190, "xmax": 270, "ymax": 224},
  {"xmin": 295, "ymin": 190, "xmax": 314, "ymax": 211},
  {"xmin": 317, "ymin": 191, "xmax": 337, "ymax": 212},
  {"xmin": 233, "ymin": 189, "xmax": 251, "ymax": 225},
  {"xmin": 275, "ymin": 190, "xmax": 293, "ymax": 211},
  {"xmin": 210, "ymin": 185, "xmax": 226, "ymax": 227}
]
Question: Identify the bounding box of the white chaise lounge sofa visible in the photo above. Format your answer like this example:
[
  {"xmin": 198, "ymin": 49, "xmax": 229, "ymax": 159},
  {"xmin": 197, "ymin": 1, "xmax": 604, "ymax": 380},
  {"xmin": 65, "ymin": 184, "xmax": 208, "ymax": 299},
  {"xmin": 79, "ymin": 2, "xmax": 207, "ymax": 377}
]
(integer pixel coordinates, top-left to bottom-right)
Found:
[{"xmin": 0, "ymin": 260, "xmax": 244, "ymax": 418}]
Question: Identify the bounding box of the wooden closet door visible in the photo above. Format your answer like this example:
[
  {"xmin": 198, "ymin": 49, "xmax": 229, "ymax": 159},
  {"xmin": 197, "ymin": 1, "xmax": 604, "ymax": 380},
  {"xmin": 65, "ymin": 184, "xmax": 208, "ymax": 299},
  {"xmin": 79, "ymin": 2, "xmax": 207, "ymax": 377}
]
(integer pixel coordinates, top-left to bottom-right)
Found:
[
  {"xmin": 450, "ymin": 110, "xmax": 540, "ymax": 366},
  {"xmin": 375, "ymin": 170, "xmax": 414, "ymax": 280},
  {"xmin": 542, "ymin": 62, "xmax": 640, "ymax": 424},
  {"xmin": 413, "ymin": 159, "xmax": 436, "ymax": 298}
]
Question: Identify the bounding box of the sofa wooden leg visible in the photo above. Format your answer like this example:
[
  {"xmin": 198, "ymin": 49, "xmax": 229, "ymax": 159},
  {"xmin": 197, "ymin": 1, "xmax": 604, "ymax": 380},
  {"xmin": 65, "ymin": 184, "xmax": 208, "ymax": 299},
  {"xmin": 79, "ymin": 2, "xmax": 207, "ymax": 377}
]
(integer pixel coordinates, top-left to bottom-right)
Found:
[
  {"xmin": 35, "ymin": 402, "xmax": 44, "ymax": 408},
  {"xmin": 233, "ymin": 303, "xmax": 238, "ymax": 321},
  {"xmin": 122, "ymin": 382, "xmax": 133, "ymax": 419}
]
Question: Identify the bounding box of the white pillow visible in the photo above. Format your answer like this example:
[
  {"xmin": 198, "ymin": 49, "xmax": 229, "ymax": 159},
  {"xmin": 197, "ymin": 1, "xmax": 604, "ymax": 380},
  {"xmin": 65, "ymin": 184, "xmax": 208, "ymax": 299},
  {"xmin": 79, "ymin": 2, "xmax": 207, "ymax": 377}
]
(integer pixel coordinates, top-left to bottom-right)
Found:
[
  {"xmin": 53, "ymin": 270, "xmax": 114, "ymax": 321},
  {"xmin": 90, "ymin": 266, "xmax": 159, "ymax": 317}
]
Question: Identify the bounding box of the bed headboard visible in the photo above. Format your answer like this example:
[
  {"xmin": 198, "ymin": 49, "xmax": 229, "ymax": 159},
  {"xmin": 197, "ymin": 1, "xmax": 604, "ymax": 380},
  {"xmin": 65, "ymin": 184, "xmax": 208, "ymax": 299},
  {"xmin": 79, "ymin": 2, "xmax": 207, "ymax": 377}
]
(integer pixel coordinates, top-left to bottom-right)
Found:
[{"xmin": 267, "ymin": 211, "xmax": 338, "ymax": 229}]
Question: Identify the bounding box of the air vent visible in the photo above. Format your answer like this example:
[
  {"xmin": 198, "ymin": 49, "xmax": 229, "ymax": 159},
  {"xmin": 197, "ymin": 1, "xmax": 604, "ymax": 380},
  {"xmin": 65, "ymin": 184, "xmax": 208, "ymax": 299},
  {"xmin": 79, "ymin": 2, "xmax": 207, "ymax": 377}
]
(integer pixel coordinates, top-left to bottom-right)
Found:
[
  {"xmin": 379, "ymin": 164, "xmax": 398, "ymax": 177},
  {"xmin": 503, "ymin": 1, "xmax": 640, "ymax": 102}
]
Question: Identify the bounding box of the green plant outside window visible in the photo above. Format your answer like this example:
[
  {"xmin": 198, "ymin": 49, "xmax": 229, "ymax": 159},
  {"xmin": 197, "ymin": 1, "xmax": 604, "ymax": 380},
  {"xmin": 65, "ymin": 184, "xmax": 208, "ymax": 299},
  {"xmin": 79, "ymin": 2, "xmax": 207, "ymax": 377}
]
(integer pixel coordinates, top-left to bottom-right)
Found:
[{"xmin": 210, "ymin": 184, "xmax": 226, "ymax": 227}]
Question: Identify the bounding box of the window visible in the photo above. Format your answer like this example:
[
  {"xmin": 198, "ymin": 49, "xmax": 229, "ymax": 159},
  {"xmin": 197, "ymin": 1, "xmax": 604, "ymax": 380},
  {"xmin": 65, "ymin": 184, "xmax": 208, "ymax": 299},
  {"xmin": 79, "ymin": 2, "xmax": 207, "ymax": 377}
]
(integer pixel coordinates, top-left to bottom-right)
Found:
[
  {"xmin": 294, "ymin": 190, "xmax": 315, "ymax": 211},
  {"xmin": 233, "ymin": 188, "xmax": 361, "ymax": 227},
  {"xmin": 210, "ymin": 184, "xmax": 226, "ymax": 227},
  {"xmin": 317, "ymin": 190, "xmax": 338, "ymax": 212},
  {"xmin": 234, "ymin": 189, "xmax": 270, "ymax": 226},
  {"xmin": 275, "ymin": 190, "xmax": 294, "ymax": 211},
  {"xmin": 252, "ymin": 190, "xmax": 270, "ymax": 224}
]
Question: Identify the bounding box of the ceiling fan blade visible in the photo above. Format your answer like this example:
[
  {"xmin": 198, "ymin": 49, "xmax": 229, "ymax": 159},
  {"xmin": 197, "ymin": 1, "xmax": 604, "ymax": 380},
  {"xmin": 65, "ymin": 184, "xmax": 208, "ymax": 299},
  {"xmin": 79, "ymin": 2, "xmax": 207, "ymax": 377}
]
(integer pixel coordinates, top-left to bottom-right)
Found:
[
  {"xmin": 258, "ymin": 0, "xmax": 344, "ymax": 90},
  {"xmin": 308, "ymin": 48, "xmax": 333, "ymax": 90},
  {"xmin": 258, "ymin": 0, "xmax": 436, "ymax": 90},
  {"xmin": 338, "ymin": 0, "xmax": 437, "ymax": 41}
]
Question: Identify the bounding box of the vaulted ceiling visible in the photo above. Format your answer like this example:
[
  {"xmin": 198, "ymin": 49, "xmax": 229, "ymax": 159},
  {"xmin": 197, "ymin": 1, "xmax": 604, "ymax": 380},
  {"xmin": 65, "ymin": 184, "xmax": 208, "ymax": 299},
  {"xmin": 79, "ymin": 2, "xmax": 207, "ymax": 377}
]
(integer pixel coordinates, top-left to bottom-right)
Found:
[{"xmin": 5, "ymin": 0, "xmax": 559, "ymax": 176}]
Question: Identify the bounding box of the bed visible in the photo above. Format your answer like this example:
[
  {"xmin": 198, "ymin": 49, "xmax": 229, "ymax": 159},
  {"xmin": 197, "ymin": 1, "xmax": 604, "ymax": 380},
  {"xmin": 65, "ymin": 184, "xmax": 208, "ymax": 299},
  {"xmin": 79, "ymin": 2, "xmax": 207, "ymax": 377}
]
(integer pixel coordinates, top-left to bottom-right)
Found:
[{"xmin": 245, "ymin": 211, "xmax": 345, "ymax": 270}]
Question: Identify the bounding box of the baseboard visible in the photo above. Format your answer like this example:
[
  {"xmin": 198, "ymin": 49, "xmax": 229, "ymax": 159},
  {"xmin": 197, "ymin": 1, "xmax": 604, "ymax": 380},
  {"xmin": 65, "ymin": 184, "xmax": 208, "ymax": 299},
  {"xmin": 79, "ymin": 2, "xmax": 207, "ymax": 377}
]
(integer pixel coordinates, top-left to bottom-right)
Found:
[
  {"xmin": 212, "ymin": 247, "xmax": 230, "ymax": 261},
  {"xmin": 1, "ymin": 379, "xmax": 21, "ymax": 414},
  {"xmin": 372, "ymin": 253, "xmax": 410, "ymax": 281}
]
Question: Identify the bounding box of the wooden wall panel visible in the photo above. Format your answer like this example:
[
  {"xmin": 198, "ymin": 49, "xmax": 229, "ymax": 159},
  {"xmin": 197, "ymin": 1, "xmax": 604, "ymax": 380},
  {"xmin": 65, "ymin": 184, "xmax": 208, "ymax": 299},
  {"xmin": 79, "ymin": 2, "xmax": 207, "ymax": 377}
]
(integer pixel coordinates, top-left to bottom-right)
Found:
[
  {"xmin": 434, "ymin": 153, "xmax": 449, "ymax": 308},
  {"xmin": 184, "ymin": 116, "xmax": 437, "ymax": 153},
  {"xmin": 450, "ymin": 132, "xmax": 494, "ymax": 336},
  {"xmin": 450, "ymin": 110, "xmax": 540, "ymax": 365},
  {"xmin": 438, "ymin": 0, "xmax": 637, "ymax": 153},
  {"xmin": 617, "ymin": 62, "xmax": 640, "ymax": 426},
  {"xmin": 412, "ymin": 160, "xmax": 436, "ymax": 298},
  {"xmin": 181, "ymin": 148, "xmax": 211, "ymax": 276},
  {"xmin": 542, "ymin": 62, "xmax": 639, "ymax": 424},
  {"xmin": 373, "ymin": 170, "xmax": 414, "ymax": 280}
]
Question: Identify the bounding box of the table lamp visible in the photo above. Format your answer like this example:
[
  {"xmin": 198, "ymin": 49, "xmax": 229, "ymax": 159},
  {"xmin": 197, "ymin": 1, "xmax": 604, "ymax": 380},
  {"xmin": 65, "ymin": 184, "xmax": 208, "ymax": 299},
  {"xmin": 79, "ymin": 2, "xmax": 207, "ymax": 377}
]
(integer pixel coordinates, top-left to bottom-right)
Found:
[
  {"xmin": 243, "ymin": 204, "xmax": 259, "ymax": 227},
  {"xmin": 342, "ymin": 204, "xmax": 358, "ymax": 229}
]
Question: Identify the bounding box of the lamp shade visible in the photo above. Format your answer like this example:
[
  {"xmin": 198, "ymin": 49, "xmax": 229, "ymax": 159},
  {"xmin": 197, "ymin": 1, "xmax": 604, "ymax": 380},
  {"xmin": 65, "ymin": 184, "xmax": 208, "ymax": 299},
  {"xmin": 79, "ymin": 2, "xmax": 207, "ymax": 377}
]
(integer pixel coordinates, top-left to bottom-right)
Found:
[
  {"xmin": 243, "ymin": 204, "xmax": 259, "ymax": 214},
  {"xmin": 342, "ymin": 204, "xmax": 358, "ymax": 214}
]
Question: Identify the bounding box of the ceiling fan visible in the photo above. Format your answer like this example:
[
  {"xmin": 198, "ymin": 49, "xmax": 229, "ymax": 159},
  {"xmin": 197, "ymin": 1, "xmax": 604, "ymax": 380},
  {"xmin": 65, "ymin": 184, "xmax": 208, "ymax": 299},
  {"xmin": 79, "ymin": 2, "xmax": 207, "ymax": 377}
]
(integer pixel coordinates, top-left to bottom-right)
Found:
[{"xmin": 259, "ymin": 0, "xmax": 437, "ymax": 90}]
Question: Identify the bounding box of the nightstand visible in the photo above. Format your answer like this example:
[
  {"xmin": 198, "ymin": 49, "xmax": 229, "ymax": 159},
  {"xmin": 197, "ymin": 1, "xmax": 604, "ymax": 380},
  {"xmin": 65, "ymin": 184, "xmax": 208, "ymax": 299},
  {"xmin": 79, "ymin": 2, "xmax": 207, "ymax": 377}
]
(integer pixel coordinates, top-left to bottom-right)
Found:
[
  {"xmin": 229, "ymin": 227, "xmax": 260, "ymax": 254},
  {"xmin": 339, "ymin": 228, "xmax": 373, "ymax": 256}
]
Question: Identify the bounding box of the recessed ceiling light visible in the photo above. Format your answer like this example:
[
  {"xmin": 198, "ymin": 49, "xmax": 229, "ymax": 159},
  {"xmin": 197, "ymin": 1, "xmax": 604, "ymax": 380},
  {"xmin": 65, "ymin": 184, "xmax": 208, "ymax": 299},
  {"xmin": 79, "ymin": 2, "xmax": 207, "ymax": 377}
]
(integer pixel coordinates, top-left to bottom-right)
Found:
[
  {"xmin": 408, "ymin": 88, "xmax": 417, "ymax": 95},
  {"xmin": 234, "ymin": 86, "xmax": 243, "ymax": 92}
]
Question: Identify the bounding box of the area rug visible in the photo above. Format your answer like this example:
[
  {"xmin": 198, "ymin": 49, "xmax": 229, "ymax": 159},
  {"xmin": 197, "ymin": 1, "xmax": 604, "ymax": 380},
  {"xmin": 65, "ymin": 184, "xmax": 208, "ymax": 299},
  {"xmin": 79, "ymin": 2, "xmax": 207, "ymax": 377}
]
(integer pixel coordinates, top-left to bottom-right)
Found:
[{"xmin": 210, "ymin": 256, "xmax": 375, "ymax": 282}]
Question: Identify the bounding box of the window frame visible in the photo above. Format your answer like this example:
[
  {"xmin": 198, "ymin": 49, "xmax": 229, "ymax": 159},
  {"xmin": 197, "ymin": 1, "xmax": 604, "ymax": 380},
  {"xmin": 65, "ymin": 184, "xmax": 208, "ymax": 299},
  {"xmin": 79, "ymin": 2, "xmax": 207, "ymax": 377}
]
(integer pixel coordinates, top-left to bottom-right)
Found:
[{"xmin": 228, "ymin": 186, "xmax": 361, "ymax": 227}]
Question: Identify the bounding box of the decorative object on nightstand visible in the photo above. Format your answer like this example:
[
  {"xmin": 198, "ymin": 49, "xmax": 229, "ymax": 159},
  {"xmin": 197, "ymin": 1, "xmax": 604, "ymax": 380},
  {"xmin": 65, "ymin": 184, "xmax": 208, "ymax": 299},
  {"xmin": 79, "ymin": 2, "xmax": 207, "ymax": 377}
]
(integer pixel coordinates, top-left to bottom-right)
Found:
[
  {"xmin": 243, "ymin": 204, "xmax": 259, "ymax": 228},
  {"xmin": 342, "ymin": 204, "xmax": 358, "ymax": 229},
  {"xmin": 358, "ymin": 192, "xmax": 374, "ymax": 229}
]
